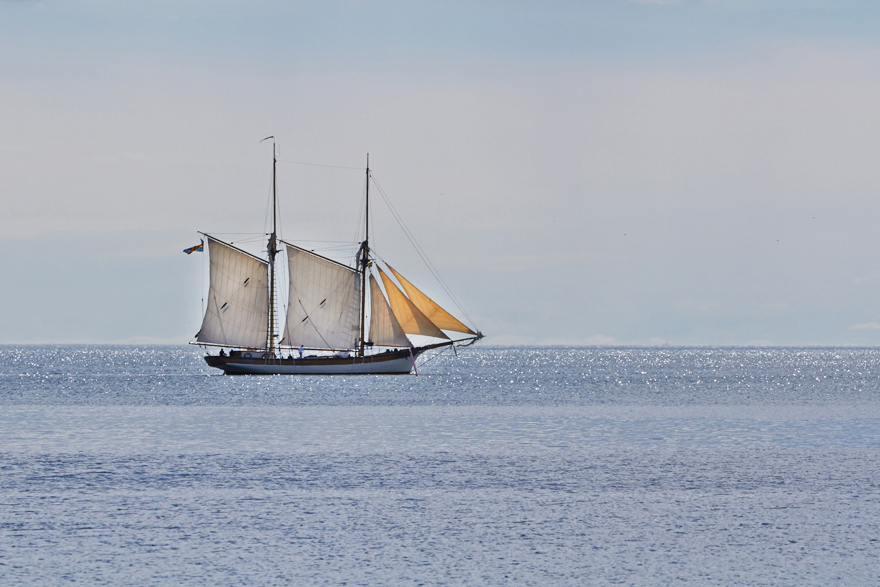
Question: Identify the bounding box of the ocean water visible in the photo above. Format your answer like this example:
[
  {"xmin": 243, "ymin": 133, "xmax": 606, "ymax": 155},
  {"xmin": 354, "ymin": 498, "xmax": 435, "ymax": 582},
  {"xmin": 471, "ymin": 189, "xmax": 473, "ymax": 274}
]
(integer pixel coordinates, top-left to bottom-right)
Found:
[{"xmin": 1, "ymin": 346, "xmax": 879, "ymax": 585}]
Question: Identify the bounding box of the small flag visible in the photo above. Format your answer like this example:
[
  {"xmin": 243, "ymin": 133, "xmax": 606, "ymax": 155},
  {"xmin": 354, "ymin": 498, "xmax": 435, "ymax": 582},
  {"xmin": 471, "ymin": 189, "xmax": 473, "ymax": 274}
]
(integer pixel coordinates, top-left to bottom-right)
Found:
[{"xmin": 183, "ymin": 239, "xmax": 204, "ymax": 254}]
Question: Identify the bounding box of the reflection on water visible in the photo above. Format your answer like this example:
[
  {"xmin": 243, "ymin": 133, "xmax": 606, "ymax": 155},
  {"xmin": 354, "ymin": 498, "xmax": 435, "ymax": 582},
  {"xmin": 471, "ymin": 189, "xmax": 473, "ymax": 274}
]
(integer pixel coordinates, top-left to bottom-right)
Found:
[{"xmin": 1, "ymin": 346, "xmax": 879, "ymax": 585}]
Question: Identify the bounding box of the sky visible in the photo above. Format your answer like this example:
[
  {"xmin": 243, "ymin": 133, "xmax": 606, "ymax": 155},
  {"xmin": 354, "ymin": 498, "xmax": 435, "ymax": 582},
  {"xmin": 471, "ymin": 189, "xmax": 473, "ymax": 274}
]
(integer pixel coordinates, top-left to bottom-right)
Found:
[{"xmin": 3, "ymin": 0, "xmax": 880, "ymax": 346}]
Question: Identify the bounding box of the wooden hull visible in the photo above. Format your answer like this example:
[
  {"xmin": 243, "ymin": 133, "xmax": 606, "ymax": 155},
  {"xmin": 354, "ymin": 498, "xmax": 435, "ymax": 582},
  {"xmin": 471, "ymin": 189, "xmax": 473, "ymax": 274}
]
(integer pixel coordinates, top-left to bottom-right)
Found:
[{"xmin": 204, "ymin": 348, "xmax": 423, "ymax": 375}]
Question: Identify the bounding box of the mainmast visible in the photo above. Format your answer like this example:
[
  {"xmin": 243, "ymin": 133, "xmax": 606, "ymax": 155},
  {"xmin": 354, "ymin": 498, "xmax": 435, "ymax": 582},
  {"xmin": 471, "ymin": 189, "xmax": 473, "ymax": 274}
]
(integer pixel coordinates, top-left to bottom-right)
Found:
[
  {"xmin": 262, "ymin": 136, "xmax": 279, "ymax": 355},
  {"xmin": 358, "ymin": 154, "xmax": 370, "ymax": 357}
]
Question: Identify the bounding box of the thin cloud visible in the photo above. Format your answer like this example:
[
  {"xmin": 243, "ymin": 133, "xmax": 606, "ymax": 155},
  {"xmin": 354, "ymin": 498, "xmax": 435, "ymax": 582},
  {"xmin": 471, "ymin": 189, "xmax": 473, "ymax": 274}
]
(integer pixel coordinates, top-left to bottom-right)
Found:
[
  {"xmin": 624, "ymin": 0, "xmax": 686, "ymax": 4},
  {"xmin": 848, "ymin": 323, "xmax": 880, "ymax": 331}
]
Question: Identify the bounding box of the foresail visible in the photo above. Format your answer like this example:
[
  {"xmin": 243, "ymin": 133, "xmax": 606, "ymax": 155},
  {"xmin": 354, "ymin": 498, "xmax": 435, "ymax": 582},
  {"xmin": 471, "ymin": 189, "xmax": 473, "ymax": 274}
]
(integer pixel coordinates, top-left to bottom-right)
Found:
[
  {"xmin": 196, "ymin": 237, "xmax": 270, "ymax": 349},
  {"xmin": 369, "ymin": 275, "xmax": 410, "ymax": 347},
  {"xmin": 378, "ymin": 267, "xmax": 449, "ymax": 340},
  {"xmin": 281, "ymin": 244, "xmax": 361, "ymax": 350},
  {"xmin": 386, "ymin": 264, "xmax": 476, "ymax": 335}
]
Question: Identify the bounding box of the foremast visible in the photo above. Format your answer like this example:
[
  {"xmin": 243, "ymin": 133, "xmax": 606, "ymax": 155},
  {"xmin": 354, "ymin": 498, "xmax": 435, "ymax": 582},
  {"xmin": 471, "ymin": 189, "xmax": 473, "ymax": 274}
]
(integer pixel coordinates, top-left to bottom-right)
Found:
[
  {"xmin": 357, "ymin": 154, "xmax": 370, "ymax": 357},
  {"xmin": 263, "ymin": 136, "xmax": 279, "ymax": 355}
]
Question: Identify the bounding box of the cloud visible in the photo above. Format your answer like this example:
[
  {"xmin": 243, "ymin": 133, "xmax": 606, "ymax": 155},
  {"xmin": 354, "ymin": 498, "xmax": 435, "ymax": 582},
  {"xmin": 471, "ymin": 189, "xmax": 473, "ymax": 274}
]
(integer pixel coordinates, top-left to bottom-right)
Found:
[
  {"xmin": 848, "ymin": 323, "xmax": 880, "ymax": 331},
  {"xmin": 537, "ymin": 335, "xmax": 619, "ymax": 346}
]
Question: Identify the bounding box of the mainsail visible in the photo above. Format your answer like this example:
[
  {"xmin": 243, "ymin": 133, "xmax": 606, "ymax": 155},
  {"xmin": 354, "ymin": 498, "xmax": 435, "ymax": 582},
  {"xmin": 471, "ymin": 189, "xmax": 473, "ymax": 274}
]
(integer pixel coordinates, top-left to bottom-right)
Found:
[
  {"xmin": 281, "ymin": 243, "xmax": 362, "ymax": 350},
  {"xmin": 368, "ymin": 274, "xmax": 410, "ymax": 347},
  {"xmin": 196, "ymin": 236, "xmax": 270, "ymax": 349}
]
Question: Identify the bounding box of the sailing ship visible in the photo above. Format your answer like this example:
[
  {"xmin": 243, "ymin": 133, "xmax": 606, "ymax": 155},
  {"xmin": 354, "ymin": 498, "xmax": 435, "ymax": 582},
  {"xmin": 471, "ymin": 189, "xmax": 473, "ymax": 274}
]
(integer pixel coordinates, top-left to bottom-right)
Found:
[{"xmin": 191, "ymin": 139, "xmax": 483, "ymax": 375}]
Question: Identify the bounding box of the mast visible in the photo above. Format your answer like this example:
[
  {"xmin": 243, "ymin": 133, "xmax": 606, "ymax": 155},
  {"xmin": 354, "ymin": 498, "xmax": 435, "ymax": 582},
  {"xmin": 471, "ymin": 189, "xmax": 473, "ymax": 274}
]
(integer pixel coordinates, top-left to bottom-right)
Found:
[
  {"xmin": 358, "ymin": 154, "xmax": 370, "ymax": 356},
  {"xmin": 262, "ymin": 136, "xmax": 278, "ymax": 355}
]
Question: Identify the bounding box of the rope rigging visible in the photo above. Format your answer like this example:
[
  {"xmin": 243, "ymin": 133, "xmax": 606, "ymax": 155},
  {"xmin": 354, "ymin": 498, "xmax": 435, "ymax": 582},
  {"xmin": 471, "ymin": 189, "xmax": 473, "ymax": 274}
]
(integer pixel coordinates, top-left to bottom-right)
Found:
[{"xmin": 369, "ymin": 174, "xmax": 479, "ymax": 331}]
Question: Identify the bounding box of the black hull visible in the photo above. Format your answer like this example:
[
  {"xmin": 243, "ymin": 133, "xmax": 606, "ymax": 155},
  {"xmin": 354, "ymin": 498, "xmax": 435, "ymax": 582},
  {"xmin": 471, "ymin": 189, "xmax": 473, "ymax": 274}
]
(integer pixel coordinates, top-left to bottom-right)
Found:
[{"xmin": 203, "ymin": 346, "xmax": 439, "ymax": 375}]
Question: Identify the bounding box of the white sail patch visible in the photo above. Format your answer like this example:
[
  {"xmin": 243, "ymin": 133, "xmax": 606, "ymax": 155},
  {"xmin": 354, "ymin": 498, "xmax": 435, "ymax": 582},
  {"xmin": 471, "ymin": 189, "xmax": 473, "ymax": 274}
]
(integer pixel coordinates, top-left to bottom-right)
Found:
[
  {"xmin": 196, "ymin": 237, "xmax": 270, "ymax": 349},
  {"xmin": 281, "ymin": 244, "xmax": 361, "ymax": 350},
  {"xmin": 369, "ymin": 274, "xmax": 411, "ymax": 347}
]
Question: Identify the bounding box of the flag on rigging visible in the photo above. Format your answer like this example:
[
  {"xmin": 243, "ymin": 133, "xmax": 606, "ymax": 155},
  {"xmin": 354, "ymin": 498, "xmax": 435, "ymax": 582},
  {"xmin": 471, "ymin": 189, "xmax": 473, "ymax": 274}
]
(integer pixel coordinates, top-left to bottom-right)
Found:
[{"xmin": 183, "ymin": 239, "xmax": 204, "ymax": 254}]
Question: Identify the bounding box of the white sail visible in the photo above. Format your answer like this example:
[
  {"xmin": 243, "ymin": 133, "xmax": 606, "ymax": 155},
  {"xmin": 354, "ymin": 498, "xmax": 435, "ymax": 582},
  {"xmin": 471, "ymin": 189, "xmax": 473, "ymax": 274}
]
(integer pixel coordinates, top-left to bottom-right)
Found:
[
  {"xmin": 196, "ymin": 236, "xmax": 270, "ymax": 349},
  {"xmin": 369, "ymin": 274, "xmax": 411, "ymax": 347},
  {"xmin": 281, "ymin": 244, "xmax": 361, "ymax": 350}
]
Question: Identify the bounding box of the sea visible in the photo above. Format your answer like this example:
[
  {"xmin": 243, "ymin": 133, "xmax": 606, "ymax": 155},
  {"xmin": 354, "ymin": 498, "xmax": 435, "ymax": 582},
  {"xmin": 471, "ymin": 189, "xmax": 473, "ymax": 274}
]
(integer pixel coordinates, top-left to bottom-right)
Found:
[{"xmin": 1, "ymin": 345, "xmax": 879, "ymax": 586}]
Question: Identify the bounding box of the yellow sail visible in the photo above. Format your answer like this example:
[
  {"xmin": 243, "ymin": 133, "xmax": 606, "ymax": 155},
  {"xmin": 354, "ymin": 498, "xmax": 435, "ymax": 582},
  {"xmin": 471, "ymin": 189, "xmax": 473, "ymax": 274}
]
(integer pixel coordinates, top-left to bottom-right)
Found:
[
  {"xmin": 385, "ymin": 264, "xmax": 476, "ymax": 335},
  {"xmin": 378, "ymin": 267, "xmax": 449, "ymax": 339}
]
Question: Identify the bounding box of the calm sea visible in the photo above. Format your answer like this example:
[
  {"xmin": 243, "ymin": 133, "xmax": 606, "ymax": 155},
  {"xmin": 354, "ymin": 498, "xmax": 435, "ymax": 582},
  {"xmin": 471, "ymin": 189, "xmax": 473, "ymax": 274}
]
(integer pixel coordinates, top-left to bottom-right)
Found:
[{"xmin": 1, "ymin": 346, "xmax": 879, "ymax": 585}]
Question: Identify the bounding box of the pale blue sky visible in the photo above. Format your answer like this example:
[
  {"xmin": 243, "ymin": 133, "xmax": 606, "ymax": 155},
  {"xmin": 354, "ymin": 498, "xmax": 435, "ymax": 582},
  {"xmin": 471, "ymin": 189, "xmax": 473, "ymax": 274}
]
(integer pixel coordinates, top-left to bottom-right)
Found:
[
  {"xmin": 3, "ymin": 1, "xmax": 880, "ymax": 345},
  {"xmin": 5, "ymin": 2, "xmax": 880, "ymax": 63}
]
